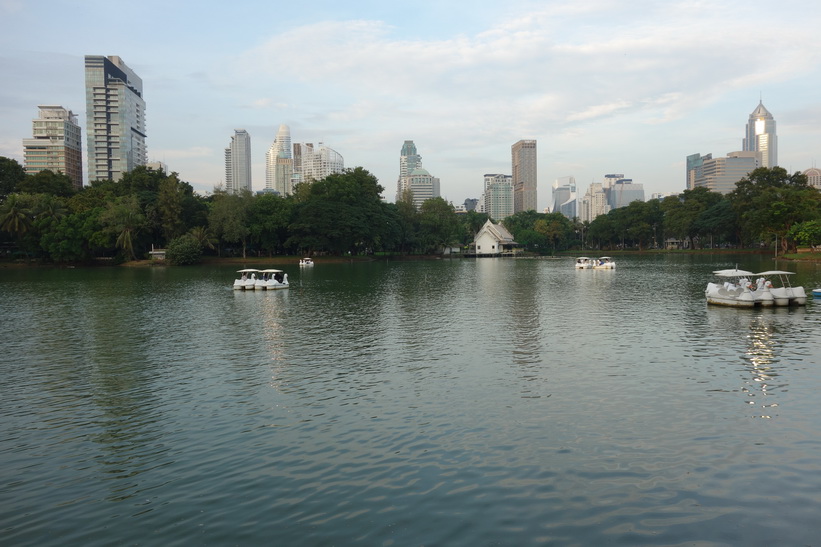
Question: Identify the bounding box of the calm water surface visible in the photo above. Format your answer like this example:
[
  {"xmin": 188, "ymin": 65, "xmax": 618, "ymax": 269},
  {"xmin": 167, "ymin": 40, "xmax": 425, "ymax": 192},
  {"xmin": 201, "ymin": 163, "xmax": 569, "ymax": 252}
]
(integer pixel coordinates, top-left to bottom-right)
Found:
[{"xmin": 2, "ymin": 255, "xmax": 821, "ymax": 546}]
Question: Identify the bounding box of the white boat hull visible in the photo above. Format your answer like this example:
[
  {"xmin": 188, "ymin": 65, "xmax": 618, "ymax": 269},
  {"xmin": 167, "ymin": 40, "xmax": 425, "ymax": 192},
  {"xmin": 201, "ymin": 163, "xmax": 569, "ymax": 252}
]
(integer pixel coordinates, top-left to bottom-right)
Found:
[{"xmin": 705, "ymin": 282, "xmax": 755, "ymax": 307}]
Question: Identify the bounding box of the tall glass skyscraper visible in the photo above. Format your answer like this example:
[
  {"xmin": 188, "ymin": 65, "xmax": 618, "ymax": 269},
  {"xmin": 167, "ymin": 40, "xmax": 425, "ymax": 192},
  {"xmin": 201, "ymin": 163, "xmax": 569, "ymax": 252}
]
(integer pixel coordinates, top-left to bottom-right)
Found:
[
  {"xmin": 84, "ymin": 55, "xmax": 146, "ymax": 182},
  {"xmin": 743, "ymin": 101, "xmax": 777, "ymax": 168},
  {"xmin": 225, "ymin": 129, "xmax": 252, "ymax": 193}
]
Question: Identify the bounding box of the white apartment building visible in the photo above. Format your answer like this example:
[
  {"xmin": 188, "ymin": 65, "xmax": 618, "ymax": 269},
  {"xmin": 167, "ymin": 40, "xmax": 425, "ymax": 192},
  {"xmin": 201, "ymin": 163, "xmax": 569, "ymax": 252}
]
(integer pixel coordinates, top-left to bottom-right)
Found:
[
  {"xmin": 23, "ymin": 105, "xmax": 83, "ymax": 189},
  {"xmin": 293, "ymin": 143, "xmax": 344, "ymax": 184},
  {"xmin": 481, "ymin": 174, "xmax": 514, "ymax": 221}
]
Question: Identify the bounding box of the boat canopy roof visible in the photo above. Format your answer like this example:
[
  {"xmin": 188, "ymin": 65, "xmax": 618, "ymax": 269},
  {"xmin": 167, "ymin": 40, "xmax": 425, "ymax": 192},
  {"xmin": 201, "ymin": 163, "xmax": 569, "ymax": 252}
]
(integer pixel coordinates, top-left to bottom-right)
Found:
[
  {"xmin": 237, "ymin": 268, "xmax": 260, "ymax": 273},
  {"xmin": 260, "ymin": 269, "xmax": 284, "ymax": 273},
  {"xmin": 576, "ymin": 257, "xmax": 591, "ymax": 260},
  {"xmin": 713, "ymin": 268, "xmax": 754, "ymax": 277},
  {"xmin": 755, "ymin": 270, "xmax": 795, "ymax": 276}
]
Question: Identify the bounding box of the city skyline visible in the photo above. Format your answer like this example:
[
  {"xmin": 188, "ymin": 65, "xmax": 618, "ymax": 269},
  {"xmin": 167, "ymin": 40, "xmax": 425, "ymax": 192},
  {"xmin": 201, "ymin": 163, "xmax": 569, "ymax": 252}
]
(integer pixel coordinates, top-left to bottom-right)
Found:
[{"xmin": 2, "ymin": 1, "xmax": 821, "ymax": 211}]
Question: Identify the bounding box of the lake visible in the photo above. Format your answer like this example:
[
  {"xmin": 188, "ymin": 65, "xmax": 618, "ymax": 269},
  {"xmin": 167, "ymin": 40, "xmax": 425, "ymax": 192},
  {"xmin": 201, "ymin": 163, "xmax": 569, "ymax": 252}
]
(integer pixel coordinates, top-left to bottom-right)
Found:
[{"xmin": 2, "ymin": 254, "xmax": 821, "ymax": 545}]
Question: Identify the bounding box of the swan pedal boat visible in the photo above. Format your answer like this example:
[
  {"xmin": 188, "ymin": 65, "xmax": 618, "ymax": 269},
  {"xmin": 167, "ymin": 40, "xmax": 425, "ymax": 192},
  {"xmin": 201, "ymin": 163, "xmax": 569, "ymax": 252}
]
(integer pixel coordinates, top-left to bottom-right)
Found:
[
  {"xmin": 705, "ymin": 269, "xmax": 806, "ymax": 307},
  {"xmin": 755, "ymin": 270, "xmax": 807, "ymax": 306},
  {"xmin": 233, "ymin": 269, "xmax": 289, "ymax": 290},
  {"xmin": 593, "ymin": 256, "xmax": 615, "ymax": 269},
  {"xmin": 299, "ymin": 257, "xmax": 314, "ymax": 266},
  {"xmin": 575, "ymin": 257, "xmax": 593, "ymax": 269},
  {"xmin": 705, "ymin": 269, "xmax": 762, "ymax": 307}
]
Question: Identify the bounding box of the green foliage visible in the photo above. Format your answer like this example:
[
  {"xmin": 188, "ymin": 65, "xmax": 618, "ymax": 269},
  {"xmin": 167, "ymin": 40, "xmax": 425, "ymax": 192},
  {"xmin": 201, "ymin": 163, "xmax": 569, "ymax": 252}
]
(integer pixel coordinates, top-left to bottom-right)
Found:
[
  {"xmin": 100, "ymin": 195, "xmax": 146, "ymax": 261},
  {"xmin": 418, "ymin": 197, "xmax": 459, "ymax": 252},
  {"xmin": 729, "ymin": 167, "xmax": 820, "ymax": 251},
  {"xmin": 0, "ymin": 194, "xmax": 33, "ymax": 236},
  {"xmin": 40, "ymin": 208, "xmax": 104, "ymax": 262},
  {"xmin": 287, "ymin": 168, "xmax": 391, "ymax": 255},
  {"xmin": 17, "ymin": 170, "xmax": 75, "ymax": 197},
  {"xmin": 208, "ymin": 189, "xmax": 252, "ymax": 257},
  {"xmin": 166, "ymin": 236, "xmax": 203, "ymax": 265},
  {"xmin": 788, "ymin": 220, "xmax": 821, "ymax": 247},
  {"xmin": 248, "ymin": 193, "xmax": 293, "ymax": 256},
  {"xmin": 0, "ymin": 156, "xmax": 26, "ymax": 200}
]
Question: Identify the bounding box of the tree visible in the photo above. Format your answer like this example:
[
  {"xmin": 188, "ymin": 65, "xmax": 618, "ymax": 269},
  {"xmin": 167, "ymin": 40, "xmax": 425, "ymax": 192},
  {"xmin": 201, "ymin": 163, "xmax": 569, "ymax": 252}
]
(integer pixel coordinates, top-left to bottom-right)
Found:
[
  {"xmin": 394, "ymin": 189, "xmax": 420, "ymax": 253},
  {"xmin": 0, "ymin": 157, "xmax": 27, "ymax": 200},
  {"xmin": 418, "ymin": 197, "xmax": 459, "ymax": 253},
  {"xmin": 534, "ymin": 213, "xmax": 573, "ymax": 253},
  {"xmin": 40, "ymin": 208, "xmax": 104, "ymax": 262},
  {"xmin": 156, "ymin": 173, "xmax": 187, "ymax": 242},
  {"xmin": 166, "ymin": 236, "xmax": 203, "ymax": 265},
  {"xmin": 17, "ymin": 170, "xmax": 75, "ymax": 197},
  {"xmin": 208, "ymin": 190, "xmax": 251, "ymax": 257},
  {"xmin": 100, "ymin": 195, "xmax": 146, "ymax": 261},
  {"xmin": 661, "ymin": 187, "xmax": 723, "ymax": 248},
  {"xmin": 0, "ymin": 194, "xmax": 33, "ymax": 237},
  {"xmin": 188, "ymin": 225, "xmax": 218, "ymax": 253},
  {"xmin": 287, "ymin": 168, "xmax": 387, "ymax": 255},
  {"xmin": 248, "ymin": 193, "xmax": 293, "ymax": 256},
  {"xmin": 728, "ymin": 167, "xmax": 820, "ymax": 252},
  {"xmin": 788, "ymin": 220, "xmax": 821, "ymax": 249}
]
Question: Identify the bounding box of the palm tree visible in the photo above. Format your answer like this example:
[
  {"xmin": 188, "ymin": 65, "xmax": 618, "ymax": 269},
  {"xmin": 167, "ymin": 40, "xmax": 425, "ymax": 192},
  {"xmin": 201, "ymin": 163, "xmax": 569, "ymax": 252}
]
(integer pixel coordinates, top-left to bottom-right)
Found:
[
  {"xmin": 188, "ymin": 225, "xmax": 217, "ymax": 251},
  {"xmin": 0, "ymin": 194, "xmax": 33, "ymax": 236},
  {"xmin": 101, "ymin": 196, "xmax": 145, "ymax": 261},
  {"xmin": 34, "ymin": 195, "xmax": 68, "ymax": 223}
]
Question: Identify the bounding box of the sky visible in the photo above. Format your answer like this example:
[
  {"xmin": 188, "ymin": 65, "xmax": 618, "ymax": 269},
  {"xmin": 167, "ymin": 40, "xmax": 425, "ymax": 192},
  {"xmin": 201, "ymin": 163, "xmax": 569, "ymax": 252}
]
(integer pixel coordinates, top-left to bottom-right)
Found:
[{"xmin": 2, "ymin": 0, "xmax": 821, "ymax": 212}]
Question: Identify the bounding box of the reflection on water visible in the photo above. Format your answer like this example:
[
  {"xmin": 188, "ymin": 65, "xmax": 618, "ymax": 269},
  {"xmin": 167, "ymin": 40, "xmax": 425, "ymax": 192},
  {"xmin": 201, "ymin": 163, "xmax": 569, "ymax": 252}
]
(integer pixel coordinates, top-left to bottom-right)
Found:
[{"xmin": 2, "ymin": 256, "xmax": 821, "ymax": 546}]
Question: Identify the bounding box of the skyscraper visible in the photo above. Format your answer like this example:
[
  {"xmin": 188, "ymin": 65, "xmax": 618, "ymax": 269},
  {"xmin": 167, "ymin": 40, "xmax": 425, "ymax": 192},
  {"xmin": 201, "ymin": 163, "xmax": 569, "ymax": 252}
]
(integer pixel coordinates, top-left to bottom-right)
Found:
[
  {"xmin": 225, "ymin": 129, "xmax": 252, "ymax": 193},
  {"xmin": 481, "ymin": 174, "xmax": 514, "ymax": 221},
  {"xmin": 84, "ymin": 55, "xmax": 146, "ymax": 182},
  {"xmin": 551, "ymin": 176, "xmax": 576, "ymax": 220},
  {"xmin": 396, "ymin": 140, "xmax": 422, "ymax": 201},
  {"xmin": 512, "ymin": 140, "xmax": 537, "ymax": 213},
  {"xmin": 265, "ymin": 124, "xmax": 294, "ymax": 195},
  {"xmin": 743, "ymin": 101, "xmax": 777, "ymax": 168},
  {"xmin": 23, "ymin": 105, "xmax": 83, "ymax": 189}
]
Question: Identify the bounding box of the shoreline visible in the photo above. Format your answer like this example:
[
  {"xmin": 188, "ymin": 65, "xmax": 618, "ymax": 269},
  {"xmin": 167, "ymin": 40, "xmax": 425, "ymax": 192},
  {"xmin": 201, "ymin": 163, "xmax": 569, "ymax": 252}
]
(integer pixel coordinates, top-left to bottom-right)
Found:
[{"xmin": 2, "ymin": 250, "xmax": 819, "ymax": 268}]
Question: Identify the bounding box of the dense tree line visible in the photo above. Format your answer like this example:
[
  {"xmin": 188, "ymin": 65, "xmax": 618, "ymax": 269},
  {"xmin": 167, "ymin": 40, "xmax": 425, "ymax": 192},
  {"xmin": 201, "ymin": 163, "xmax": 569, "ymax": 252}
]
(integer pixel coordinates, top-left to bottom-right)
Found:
[{"xmin": 1, "ymin": 156, "xmax": 819, "ymax": 264}]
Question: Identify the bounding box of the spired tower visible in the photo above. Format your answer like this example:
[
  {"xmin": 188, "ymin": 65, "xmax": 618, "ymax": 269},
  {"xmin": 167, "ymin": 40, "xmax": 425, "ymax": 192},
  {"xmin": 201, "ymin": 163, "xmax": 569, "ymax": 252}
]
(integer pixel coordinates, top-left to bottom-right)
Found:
[{"xmin": 743, "ymin": 101, "xmax": 777, "ymax": 168}]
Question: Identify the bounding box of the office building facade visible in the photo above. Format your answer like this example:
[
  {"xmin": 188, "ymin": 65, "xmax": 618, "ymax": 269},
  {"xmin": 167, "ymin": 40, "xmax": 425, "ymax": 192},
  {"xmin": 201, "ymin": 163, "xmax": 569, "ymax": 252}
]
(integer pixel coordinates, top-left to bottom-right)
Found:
[
  {"xmin": 602, "ymin": 173, "xmax": 644, "ymax": 209},
  {"xmin": 84, "ymin": 55, "xmax": 146, "ymax": 182},
  {"xmin": 225, "ymin": 129, "xmax": 252, "ymax": 193},
  {"xmin": 512, "ymin": 140, "xmax": 537, "ymax": 213},
  {"xmin": 23, "ymin": 105, "xmax": 83, "ymax": 189},
  {"xmin": 687, "ymin": 151, "xmax": 760, "ymax": 194},
  {"xmin": 551, "ymin": 176, "xmax": 577, "ymax": 220}
]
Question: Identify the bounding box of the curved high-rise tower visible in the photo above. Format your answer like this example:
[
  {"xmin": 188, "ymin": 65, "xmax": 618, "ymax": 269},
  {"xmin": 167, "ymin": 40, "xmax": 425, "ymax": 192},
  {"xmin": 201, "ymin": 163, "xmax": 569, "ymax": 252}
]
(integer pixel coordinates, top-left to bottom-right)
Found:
[{"xmin": 743, "ymin": 101, "xmax": 777, "ymax": 168}]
